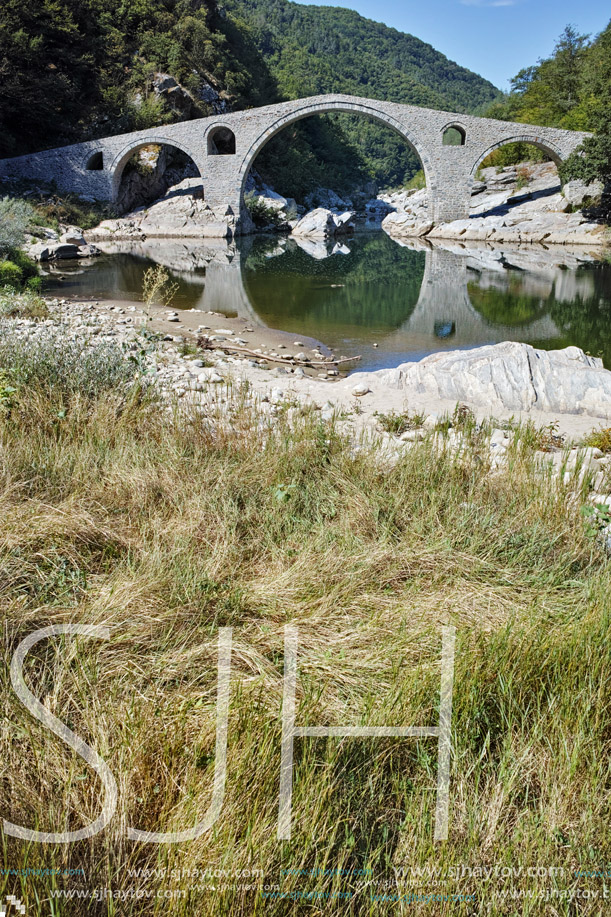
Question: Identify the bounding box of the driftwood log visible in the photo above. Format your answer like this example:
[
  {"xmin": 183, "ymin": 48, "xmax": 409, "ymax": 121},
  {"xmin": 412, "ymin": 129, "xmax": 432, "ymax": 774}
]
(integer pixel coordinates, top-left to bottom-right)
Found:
[{"xmin": 196, "ymin": 336, "xmax": 361, "ymax": 367}]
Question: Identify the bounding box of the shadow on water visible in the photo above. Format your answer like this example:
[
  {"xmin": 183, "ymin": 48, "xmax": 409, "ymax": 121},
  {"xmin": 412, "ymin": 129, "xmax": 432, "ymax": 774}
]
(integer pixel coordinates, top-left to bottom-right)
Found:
[{"xmin": 42, "ymin": 232, "xmax": 611, "ymax": 372}]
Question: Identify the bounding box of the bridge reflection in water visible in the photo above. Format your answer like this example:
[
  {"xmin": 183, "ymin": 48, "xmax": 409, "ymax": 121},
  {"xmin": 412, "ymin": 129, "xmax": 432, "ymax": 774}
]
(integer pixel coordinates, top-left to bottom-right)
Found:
[{"xmin": 48, "ymin": 232, "xmax": 609, "ymax": 371}]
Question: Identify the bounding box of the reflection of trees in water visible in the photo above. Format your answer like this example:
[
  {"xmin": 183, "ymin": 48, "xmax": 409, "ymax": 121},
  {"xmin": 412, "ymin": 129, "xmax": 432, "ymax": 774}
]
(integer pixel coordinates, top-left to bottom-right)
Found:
[
  {"xmin": 468, "ymin": 262, "xmax": 611, "ymax": 368},
  {"xmin": 243, "ymin": 235, "xmax": 426, "ymax": 330},
  {"xmin": 548, "ymin": 265, "xmax": 611, "ymax": 365},
  {"xmin": 467, "ymin": 274, "xmax": 551, "ymax": 327}
]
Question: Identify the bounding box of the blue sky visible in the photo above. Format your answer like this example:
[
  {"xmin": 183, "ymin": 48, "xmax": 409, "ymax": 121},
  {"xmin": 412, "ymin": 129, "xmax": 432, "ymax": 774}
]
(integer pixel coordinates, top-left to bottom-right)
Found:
[{"xmin": 293, "ymin": 0, "xmax": 610, "ymax": 90}]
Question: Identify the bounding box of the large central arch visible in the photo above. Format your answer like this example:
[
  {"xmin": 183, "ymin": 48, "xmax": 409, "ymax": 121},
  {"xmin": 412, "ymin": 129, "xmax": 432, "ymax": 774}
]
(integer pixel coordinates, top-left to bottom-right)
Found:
[{"xmin": 236, "ymin": 99, "xmax": 436, "ymax": 209}]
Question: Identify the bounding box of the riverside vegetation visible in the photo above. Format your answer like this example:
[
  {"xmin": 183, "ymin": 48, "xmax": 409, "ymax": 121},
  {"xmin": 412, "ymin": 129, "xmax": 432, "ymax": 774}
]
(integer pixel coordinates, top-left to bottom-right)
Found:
[{"xmin": 1, "ymin": 288, "xmax": 611, "ymax": 913}]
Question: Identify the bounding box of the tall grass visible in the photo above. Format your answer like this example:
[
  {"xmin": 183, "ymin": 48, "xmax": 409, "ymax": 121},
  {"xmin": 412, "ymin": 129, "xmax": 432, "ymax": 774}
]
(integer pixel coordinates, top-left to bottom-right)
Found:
[{"xmin": 0, "ymin": 379, "xmax": 610, "ymax": 915}]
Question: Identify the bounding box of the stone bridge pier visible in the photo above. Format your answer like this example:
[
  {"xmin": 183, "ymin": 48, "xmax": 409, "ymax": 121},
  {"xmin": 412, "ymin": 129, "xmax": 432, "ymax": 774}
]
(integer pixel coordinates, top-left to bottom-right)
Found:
[{"xmin": 0, "ymin": 94, "xmax": 588, "ymax": 233}]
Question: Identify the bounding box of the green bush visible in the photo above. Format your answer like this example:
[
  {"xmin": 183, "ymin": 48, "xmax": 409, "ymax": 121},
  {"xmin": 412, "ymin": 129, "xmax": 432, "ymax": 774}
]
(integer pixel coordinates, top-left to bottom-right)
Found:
[
  {"xmin": 404, "ymin": 169, "xmax": 426, "ymax": 191},
  {"xmin": 0, "ymin": 260, "xmax": 23, "ymax": 289},
  {"xmin": 0, "ymin": 287, "xmax": 49, "ymax": 320},
  {"xmin": 245, "ymin": 192, "xmax": 283, "ymax": 229},
  {"xmin": 9, "ymin": 246, "xmax": 38, "ymax": 277},
  {"xmin": 0, "ymin": 248, "xmax": 40, "ymax": 290}
]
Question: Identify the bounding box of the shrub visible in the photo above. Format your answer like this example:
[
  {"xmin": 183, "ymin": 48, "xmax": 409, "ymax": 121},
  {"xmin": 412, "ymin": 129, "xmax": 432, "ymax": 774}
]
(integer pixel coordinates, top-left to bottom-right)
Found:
[
  {"xmin": 0, "ymin": 261, "xmax": 23, "ymax": 289},
  {"xmin": 515, "ymin": 165, "xmax": 531, "ymax": 190},
  {"xmin": 0, "ymin": 368, "xmax": 17, "ymax": 416},
  {"xmin": 142, "ymin": 264, "xmax": 179, "ymax": 309},
  {"xmin": 0, "ymin": 288, "xmax": 49, "ymax": 320},
  {"xmin": 0, "ymin": 197, "xmax": 34, "ymax": 255},
  {"xmin": 245, "ymin": 192, "xmax": 283, "ymax": 228},
  {"xmin": 9, "ymin": 246, "xmax": 39, "ymax": 280},
  {"xmin": 0, "ymin": 249, "xmax": 40, "ymax": 291},
  {"xmin": 0, "ymin": 325, "xmax": 137, "ymax": 397},
  {"xmin": 404, "ymin": 169, "xmax": 426, "ymax": 191},
  {"xmin": 585, "ymin": 427, "xmax": 611, "ymax": 453},
  {"xmin": 375, "ymin": 409, "xmax": 426, "ymax": 435}
]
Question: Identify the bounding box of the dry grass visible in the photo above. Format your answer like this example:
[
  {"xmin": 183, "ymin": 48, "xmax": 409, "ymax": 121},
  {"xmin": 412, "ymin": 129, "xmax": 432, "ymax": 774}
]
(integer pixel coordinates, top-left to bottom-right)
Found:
[{"xmin": 0, "ymin": 380, "xmax": 610, "ymax": 915}]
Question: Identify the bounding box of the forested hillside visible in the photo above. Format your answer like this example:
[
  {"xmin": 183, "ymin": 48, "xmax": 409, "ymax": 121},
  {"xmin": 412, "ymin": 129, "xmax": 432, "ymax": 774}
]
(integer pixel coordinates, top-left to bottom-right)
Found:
[
  {"xmin": 0, "ymin": 0, "xmax": 274, "ymax": 158},
  {"xmin": 0, "ymin": 0, "xmax": 500, "ymax": 198},
  {"xmin": 227, "ymin": 0, "xmax": 500, "ymax": 194},
  {"xmin": 228, "ymin": 0, "xmax": 499, "ymax": 112}
]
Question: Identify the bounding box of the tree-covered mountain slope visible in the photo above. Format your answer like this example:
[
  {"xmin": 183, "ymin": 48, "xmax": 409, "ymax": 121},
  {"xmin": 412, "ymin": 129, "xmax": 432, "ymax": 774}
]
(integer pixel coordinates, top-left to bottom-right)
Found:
[
  {"xmin": 0, "ymin": 0, "xmax": 275, "ymax": 159},
  {"xmin": 226, "ymin": 0, "xmax": 501, "ymax": 196},
  {"xmin": 227, "ymin": 0, "xmax": 500, "ymax": 114}
]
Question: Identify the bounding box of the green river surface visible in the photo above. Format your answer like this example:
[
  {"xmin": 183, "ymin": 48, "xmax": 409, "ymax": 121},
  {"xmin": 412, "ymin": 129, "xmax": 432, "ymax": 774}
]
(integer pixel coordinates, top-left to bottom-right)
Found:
[{"xmin": 43, "ymin": 232, "xmax": 611, "ymax": 373}]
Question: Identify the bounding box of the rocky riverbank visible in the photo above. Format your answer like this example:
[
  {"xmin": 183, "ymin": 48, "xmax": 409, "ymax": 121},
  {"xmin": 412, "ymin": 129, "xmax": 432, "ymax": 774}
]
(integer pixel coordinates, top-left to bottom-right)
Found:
[
  {"xmin": 382, "ymin": 162, "xmax": 609, "ymax": 246},
  {"xmin": 79, "ymin": 161, "xmax": 609, "ymax": 248},
  {"xmin": 7, "ymin": 289, "xmax": 611, "ymax": 438}
]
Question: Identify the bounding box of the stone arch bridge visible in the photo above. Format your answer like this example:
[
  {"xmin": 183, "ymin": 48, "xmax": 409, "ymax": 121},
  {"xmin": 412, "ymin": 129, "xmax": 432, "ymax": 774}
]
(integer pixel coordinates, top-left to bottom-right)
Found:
[{"xmin": 0, "ymin": 93, "xmax": 588, "ymax": 233}]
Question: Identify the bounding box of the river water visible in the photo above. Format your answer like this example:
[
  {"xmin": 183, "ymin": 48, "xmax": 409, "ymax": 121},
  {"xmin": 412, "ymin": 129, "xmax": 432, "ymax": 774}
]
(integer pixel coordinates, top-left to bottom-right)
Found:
[{"xmin": 42, "ymin": 232, "xmax": 611, "ymax": 372}]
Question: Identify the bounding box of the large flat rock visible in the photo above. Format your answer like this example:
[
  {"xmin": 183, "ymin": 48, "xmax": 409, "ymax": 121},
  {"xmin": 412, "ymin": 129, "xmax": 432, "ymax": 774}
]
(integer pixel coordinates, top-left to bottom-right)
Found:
[{"xmin": 350, "ymin": 342, "xmax": 611, "ymax": 418}]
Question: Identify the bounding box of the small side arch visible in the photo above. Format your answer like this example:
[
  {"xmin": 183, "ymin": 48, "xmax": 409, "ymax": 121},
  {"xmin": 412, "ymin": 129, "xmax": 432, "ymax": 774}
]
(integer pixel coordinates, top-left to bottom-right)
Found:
[
  {"xmin": 85, "ymin": 151, "xmax": 104, "ymax": 171},
  {"xmin": 470, "ymin": 135, "xmax": 565, "ymax": 177},
  {"xmin": 441, "ymin": 123, "xmax": 467, "ymax": 146},
  {"xmin": 109, "ymin": 136, "xmax": 201, "ymax": 200}
]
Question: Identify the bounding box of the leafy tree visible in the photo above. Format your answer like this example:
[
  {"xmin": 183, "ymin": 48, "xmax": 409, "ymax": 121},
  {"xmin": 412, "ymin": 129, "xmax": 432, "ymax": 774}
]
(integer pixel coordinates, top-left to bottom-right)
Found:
[
  {"xmin": 486, "ymin": 21, "xmax": 611, "ymax": 190},
  {"xmin": 560, "ymin": 21, "xmax": 611, "ymax": 186}
]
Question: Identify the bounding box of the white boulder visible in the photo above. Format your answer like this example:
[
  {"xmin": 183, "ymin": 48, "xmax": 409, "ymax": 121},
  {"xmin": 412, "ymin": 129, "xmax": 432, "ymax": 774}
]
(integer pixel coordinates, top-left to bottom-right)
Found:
[
  {"xmin": 563, "ymin": 179, "xmax": 604, "ymax": 208},
  {"xmin": 291, "ymin": 208, "xmax": 355, "ymax": 240},
  {"xmin": 352, "ymin": 343, "xmax": 611, "ymax": 419}
]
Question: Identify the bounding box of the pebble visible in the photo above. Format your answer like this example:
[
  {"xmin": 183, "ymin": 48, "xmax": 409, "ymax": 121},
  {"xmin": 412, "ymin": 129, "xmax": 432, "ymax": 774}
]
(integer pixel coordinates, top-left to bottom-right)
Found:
[{"xmin": 352, "ymin": 383, "xmax": 371, "ymax": 397}]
